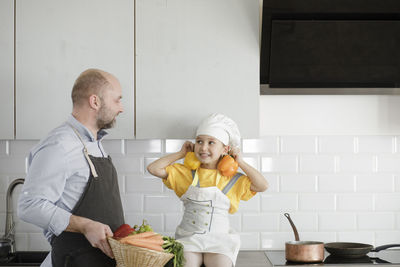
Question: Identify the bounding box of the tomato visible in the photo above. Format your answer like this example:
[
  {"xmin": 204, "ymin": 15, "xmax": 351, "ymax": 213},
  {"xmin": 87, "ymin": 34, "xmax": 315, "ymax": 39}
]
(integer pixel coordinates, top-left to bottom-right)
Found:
[
  {"xmin": 184, "ymin": 152, "xmax": 201, "ymax": 170},
  {"xmin": 113, "ymin": 224, "xmax": 135, "ymax": 239},
  {"xmin": 217, "ymin": 155, "xmax": 238, "ymax": 176}
]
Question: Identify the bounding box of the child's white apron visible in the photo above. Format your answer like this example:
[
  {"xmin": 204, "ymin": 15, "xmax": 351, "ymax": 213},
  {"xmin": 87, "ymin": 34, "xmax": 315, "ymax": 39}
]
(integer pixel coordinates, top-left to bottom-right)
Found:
[{"xmin": 175, "ymin": 170, "xmax": 242, "ymax": 265}]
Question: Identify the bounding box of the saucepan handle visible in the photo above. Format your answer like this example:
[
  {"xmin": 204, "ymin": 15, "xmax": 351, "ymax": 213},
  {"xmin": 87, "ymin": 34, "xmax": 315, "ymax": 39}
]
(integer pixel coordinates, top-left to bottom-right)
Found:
[
  {"xmin": 284, "ymin": 213, "xmax": 300, "ymax": 241},
  {"xmin": 373, "ymin": 244, "xmax": 400, "ymax": 252}
]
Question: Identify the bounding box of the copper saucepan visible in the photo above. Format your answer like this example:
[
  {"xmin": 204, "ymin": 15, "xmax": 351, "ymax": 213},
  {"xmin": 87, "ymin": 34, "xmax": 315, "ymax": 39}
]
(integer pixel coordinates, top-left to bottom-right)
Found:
[{"xmin": 284, "ymin": 213, "xmax": 324, "ymax": 263}]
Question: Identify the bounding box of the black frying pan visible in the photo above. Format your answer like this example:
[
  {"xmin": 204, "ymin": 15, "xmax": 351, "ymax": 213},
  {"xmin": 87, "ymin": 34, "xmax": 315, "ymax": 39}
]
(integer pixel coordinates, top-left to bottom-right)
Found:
[{"xmin": 325, "ymin": 242, "xmax": 400, "ymax": 258}]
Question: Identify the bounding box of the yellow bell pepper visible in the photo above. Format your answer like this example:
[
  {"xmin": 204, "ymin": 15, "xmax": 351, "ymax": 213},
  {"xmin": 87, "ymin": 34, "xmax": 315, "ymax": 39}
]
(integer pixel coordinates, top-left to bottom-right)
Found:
[{"xmin": 184, "ymin": 152, "xmax": 201, "ymax": 170}]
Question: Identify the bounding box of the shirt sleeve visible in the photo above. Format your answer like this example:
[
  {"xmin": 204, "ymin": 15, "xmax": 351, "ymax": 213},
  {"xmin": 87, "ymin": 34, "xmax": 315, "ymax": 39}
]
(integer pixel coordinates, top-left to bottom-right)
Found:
[
  {"xmin": 239, "ymin": 175, "xmax": 257, "ymax": 201},
  {"xmin": 18, "ymin": 140, "xmax": 72, "ymax": 236},
  {"xmin": 164, "ymin": 163, "xmax": 192, "ymax": 197}
]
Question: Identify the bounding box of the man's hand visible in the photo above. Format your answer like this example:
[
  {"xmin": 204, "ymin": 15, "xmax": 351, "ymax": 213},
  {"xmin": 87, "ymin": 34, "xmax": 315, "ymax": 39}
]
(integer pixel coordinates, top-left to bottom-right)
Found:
[
  {"xmin": 82, "ymin": 220, "xmax": 114, "ymax": 258},
  {"xmin": 66, "ymin": 215, "xmax": 115, "ymax": 258}
]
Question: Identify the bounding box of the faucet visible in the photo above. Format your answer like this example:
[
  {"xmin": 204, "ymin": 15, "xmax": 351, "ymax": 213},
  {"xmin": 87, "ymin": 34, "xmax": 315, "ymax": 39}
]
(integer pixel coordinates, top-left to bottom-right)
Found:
[{"xmin": 5, "ymin": 178, "xmax": 24, "ymax": 253}]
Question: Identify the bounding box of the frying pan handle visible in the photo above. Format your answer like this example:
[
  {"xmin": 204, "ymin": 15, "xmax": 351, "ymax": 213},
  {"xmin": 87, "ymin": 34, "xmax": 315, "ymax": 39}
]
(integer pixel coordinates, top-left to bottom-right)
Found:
[
  {"xmin": 284, "ymin": 213, "xmax": 300, "ymax": 241},
  {"xmin": 372, "ymin": 244, "xmax": 400, "ymax": 252}
]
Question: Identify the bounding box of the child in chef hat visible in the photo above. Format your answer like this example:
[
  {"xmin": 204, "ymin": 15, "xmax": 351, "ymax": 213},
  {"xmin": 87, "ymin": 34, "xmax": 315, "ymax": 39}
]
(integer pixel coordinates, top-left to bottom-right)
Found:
[{"xmin": 147, "ymin": 113, "xmax": 268, "ymax": 267}]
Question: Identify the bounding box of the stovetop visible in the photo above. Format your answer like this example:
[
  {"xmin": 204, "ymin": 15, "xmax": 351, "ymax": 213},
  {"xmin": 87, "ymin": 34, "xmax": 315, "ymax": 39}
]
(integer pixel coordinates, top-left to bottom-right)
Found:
[{"xmin": 265, "ymin": 250, "xmax": 400, "ymax": 266}]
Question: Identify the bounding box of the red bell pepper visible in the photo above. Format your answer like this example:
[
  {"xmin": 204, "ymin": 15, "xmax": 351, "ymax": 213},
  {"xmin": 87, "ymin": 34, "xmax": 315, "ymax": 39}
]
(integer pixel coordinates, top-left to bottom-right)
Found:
[{"xmin": 113, "ymin": 224, "xmax": 135, "ymax": 239}]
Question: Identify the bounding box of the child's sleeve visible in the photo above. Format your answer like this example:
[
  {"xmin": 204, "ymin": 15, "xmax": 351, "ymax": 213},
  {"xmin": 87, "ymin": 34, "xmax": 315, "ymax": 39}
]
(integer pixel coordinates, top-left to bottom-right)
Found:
[
  {"xmin": 164, "ymin": 163, "xmax": 192, "ymax": 197},
  {"xmin": 239, "ymin": 176, "xmax": 257, "ymax": 201}
]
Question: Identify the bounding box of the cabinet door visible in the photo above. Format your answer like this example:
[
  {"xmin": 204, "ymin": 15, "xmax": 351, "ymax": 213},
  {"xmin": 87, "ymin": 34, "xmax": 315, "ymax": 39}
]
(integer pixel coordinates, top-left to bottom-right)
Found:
[
  {"xmin": 0, "ymin": 0, "xmax": 14, "ymax": 139},
  {"xmin": 136, "ymin": 0, "xmax": 259, "ymax": 139},
  {"xmin": 16, "ymin": 0, "xmax": 134, "ymax": 139}
]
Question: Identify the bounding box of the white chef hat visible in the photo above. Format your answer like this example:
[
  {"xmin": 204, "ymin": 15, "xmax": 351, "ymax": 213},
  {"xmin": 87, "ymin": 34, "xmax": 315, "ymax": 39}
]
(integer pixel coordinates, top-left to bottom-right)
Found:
[{"xmin": 195, "ymin": 113, "xmax": 241, "ymax": 148}]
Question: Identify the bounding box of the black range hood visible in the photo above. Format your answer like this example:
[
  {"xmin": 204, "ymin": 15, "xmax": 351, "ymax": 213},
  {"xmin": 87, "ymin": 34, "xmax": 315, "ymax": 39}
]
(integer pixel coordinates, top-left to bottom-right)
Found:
[{"xmin": 260, "ymin": 0, "xmax": 400, "ymax": 93}]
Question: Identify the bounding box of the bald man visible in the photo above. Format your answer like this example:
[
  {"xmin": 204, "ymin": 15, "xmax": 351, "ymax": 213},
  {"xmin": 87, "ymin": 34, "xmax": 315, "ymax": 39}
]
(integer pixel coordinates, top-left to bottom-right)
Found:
[{"xmin": 18, "ymin": 69, "xmax": 124, "ymax": 267}]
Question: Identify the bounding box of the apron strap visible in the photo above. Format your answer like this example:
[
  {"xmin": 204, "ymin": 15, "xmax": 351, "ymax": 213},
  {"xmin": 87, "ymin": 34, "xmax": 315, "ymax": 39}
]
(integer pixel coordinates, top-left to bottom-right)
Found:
[
  {"xmin": 191, "ymin": 170, "xmax": 222, "ymax": 187},
  {"xmin": 67, "ymin": 123, "xmax": 99, "ymax": 178},
  {"xmin": 221, "ymin": 172, "xmax": 243, "ymax": 195}
]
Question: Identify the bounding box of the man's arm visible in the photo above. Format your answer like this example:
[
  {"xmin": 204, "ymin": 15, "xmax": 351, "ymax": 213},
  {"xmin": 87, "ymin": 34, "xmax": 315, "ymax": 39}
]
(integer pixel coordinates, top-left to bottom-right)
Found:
[{"xmin": 66, "ymin": 215, "xmax": 114, "ymax": 258}]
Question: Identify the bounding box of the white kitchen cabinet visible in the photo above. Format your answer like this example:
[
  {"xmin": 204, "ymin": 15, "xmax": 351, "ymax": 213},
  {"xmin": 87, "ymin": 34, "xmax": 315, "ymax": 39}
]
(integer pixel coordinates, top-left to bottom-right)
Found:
[
  {"xmin": 136, "ymin": 0, "xmax": 260, "ymax": 139},
  {"xmin": 16, "ymin": 0, "xmax": 134, "ymax": 139},
  {"xmin": 0, "ymin": 0, "xmax": 14, "ymax": 139}
]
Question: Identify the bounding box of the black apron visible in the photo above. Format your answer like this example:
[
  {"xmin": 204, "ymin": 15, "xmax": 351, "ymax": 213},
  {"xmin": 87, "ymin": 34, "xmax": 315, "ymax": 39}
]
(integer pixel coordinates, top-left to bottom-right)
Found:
[{"xmin": 51, "ymin": 126, "xmax": 124, "ymax": 267}]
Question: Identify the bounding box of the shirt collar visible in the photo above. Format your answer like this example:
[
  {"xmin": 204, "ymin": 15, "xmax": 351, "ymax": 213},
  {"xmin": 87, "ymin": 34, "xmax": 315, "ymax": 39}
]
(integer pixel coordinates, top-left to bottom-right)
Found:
[{"xmin": 67, "ymin": 114, "xmax": 108, "ymax": 141}]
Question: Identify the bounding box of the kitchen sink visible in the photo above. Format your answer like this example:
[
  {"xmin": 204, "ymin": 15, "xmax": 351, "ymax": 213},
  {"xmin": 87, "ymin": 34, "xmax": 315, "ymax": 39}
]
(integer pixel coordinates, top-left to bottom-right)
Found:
[{"xmin": 0, "ymin": 251, "xmax": 48, "ymax": 266}]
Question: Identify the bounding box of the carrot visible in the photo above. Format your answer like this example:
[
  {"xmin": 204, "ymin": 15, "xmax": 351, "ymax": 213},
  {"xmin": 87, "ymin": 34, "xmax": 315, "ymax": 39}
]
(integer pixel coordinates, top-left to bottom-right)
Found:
[
  {"xmin": 123, "ymin": 231, "xmax": 158, "ymax": 239},
  {"xmin": 122, "ymin": 239, "xmax": 164, "ymax": 251},
  {"xmin": 121, "ymin": 237, "xmax": 164, "ymax": 246}
]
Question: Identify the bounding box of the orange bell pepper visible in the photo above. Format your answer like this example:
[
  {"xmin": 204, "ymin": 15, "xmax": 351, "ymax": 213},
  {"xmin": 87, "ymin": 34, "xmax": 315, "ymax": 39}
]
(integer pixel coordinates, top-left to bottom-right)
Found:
[{"xmin": 217, "ymin": 155, "xmax": 238, "ymax": 176}]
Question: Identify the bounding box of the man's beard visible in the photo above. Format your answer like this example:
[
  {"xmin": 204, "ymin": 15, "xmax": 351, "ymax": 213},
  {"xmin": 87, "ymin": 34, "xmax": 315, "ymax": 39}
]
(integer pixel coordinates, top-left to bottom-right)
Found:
[{"xmin": 96, "ymin": 104, "xmax": 116, "ymax": 130}]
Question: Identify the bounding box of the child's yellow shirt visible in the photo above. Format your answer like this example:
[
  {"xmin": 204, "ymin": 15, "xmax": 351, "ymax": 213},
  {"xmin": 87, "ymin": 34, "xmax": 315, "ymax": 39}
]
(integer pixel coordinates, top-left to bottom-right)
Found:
[{"xmin": 164, "ymin": 163, "xmax": 256, "ymax": 214}]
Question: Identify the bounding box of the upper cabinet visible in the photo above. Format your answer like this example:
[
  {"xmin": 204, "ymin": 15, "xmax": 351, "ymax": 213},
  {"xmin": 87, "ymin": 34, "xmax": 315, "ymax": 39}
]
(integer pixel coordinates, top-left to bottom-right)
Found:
[
  {"xmin": 16, "ymin": 0, "xmax": 134, "ymax": 139},
  {"xmin": 135, "ymin": 0, "xmax": 260, "ymax": 139},
  {"xmin": 0, "ymin": 0, "xmax": 14, "ymax": 139}
]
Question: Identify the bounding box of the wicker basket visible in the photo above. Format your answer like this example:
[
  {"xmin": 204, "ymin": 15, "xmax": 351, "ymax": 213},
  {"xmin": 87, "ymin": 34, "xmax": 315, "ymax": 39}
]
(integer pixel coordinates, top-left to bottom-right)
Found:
[{"xmin": 108, "ymin": 237, "xmax": 174, "ymax": 267}]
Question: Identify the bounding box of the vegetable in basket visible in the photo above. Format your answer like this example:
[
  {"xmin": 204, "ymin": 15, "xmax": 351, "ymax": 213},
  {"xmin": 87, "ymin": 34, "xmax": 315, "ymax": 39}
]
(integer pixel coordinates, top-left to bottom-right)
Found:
[
  {"xmin": 163, "ymin": 236, "xmax": 185, "ymax": 267},
  {"xmin": 113, "ymin": 224, "xmax": 135, "ymax": 239}
]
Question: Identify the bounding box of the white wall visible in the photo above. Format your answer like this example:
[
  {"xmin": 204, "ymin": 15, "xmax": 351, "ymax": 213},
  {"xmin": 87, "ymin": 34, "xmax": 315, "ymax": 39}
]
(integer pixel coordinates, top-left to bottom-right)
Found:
[{"xmin": 260, "ymin": 95, "xmax": 400, "ymax": 135}]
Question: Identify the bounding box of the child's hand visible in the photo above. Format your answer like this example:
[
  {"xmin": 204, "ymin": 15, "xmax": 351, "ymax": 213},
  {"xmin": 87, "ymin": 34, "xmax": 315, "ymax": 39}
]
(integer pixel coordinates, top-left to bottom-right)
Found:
[
  {"xmin": 229, "ymin": 146, "xmax": 243, "ymax": 164},
  {"xmin": 179, "ymin": 141, "xmax": 194, "ymax": 156}
]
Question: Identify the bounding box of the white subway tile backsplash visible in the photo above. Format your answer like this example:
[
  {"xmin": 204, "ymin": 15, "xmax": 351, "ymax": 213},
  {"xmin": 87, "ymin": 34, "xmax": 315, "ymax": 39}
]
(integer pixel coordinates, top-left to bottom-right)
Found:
[
  {"xmin": 102, "ymin": 139, "xmax": 124, "ymax": 155},
  {"xmin": 300, "ymin": 232, "xmax": 336, "ymax": 243},
  {"xmin": 337, "ymin": 194, "xmax": 373, "ymax": 211},
  {"xmin": 126, "ymin": 175, "xmax": 163, "ymax": 193},
  {"xmin": 122, "ymin": 194, "xmax": 144, "ymax": 212},
  {"xmin": 358, "ymin": 213, "xmax": 394, "ymax": 230},
  {"xmin": 144, "ymin": 195, "xmax": 182, "ymax": 212},
  {"xmin": 165, "ymin": 139, "xmax": 187, "ymax": 153},
  {"xmin": 0, "ymin": 157, "xmax": 27, "ymax": 174},
  {"xmin": 239, "ymin": 194, "xmax": 260, "ymax": 212},
  {"xmin": 14, "ymin": 233, "xmax": 29, "ymax": 251},
  {"xmin": 280, "ymin": 212, "xmax": 318, "ymax": 232},
  {"xmin": 240, "ymin": 232, "xmax": 260, "ymax": 250},
  {"xmin": 241, "ymin": 156, "xmax": 258, "ymax": 170},
  {"xmin": 229, "ymin": 214, "xmax": 241, "ymax": 231},
  {"xmin": 28, "ymin": 233, "xmax": 51, "ymax": 251},
  {"xmin": 8, "ymin": 140, "xmax": 37, "ymax": 155},
  {"xmin": 377, "ymin": 155, "xmax": 400, "ymax": 172},
  {"xmin": 165, "ymin": 213, "xmax": 183, "ymax": 232},
  {"xmin": 0, "ymin": 141, "xmax": 7, "ymax": 155},
  {"xmin": 280, "ymin": 136, "xmax": 317, "ymax": 154},
  {"xmin": 2, "ymin": 135, "xmax": 399, "ymax": 252},
  {"xmin": 242, "ymin": 137, "xmax": 278, "ymax": 153},
  {"xmin": 357, "ymin": 136, "xmax": 394, "ymax": 153},
  {"xmin": 261, "ymin": 156, "xmax": 297, "ymax": 173},
  {"xmin": 319, "ymin": 213, "xmax": 357, "ymax": 231},
  {"xmin": 318, "ymin": 175, "xmax": 355, "ymax": 193},
  {"xmin": 355, "ymin": 174, "xmax": 394, "ymax": 192},
  {"xmin": 395, "ymin": 176, "xmax": 400, "ymax": 192},
  {"xmin": 336, "ymin": 231, "xmax": 374, "ymax": 244},
  {"xmin": 261, "ymin": 194, "xmax": 298, "ymax": 212},
  {"xmin": 375, "ymin": 194, "xmax": 400, "ymax": 211},
  {"xmin": 280, "ymin": 175, "xmax": 317, "ymax": 192},
  {"xmin": 242, "ymin": 213, "xmax": 279, "ymax": 231},
  {"xmin": 0, "ymin": 194, "xmax": 5, "ymax": 213},
  {"xmin": 126, "ymin": 139, "xmax": 162, "ymax": 154},
  {"xmin": 338, "ymin": 155, "xmax": 375, "ymax": 173},
  {"xmin": 264, "ymin": 174, "xmax": 279, "ymax": 192},
  {"xmin": 299, "ymin": 194, "xmax": 335, "ymax": 211},
  {"xmin": 299, "ymin": 156, "xmax": 335, "ymax": 173},
  {"xmin": 261, "ymin": 232, "xmax": 293, "ymax": 249},
  {"xmin": 375, "ymin": 231, "xmax": 400, "ymax": 246},
  {"xmin": 318, "ymin": 136, "xmax": 355, "ymax": 154},
  {"xmin": 112, "ymin": 156, "xmax": 142, "ymax": 173}
]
